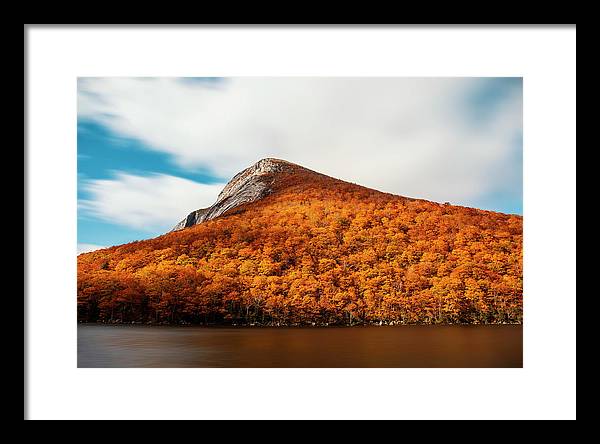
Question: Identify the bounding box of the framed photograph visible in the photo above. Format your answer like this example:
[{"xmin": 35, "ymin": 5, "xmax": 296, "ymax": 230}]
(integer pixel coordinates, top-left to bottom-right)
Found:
[{"xmin": 25, "ymin": 25, "xmax": 576, "ymax": 420}]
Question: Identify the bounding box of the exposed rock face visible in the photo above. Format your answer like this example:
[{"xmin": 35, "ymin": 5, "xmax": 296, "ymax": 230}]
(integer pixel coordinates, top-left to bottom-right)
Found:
[{"xmin": 172, "ymin": 158, "xmax": 297, "ymax": 231}]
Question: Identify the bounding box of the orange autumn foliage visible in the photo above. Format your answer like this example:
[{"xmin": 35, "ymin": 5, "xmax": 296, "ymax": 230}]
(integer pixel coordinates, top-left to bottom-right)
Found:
[{"xmin": 77, "ymin": 167, "xmax": 522, "ymax": 325}]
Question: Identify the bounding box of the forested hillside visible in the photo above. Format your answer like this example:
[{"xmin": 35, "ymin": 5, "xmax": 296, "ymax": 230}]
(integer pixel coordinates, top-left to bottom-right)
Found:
[{"xmin": 77, "ymin": 160, "xmax": 523, "ymax": 325}]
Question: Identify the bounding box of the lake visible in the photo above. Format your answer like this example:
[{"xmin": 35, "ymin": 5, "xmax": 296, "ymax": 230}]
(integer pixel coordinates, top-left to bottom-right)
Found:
[{"xmin": 78, "ymin": 324, "xmax": 522, "ymax": 368}]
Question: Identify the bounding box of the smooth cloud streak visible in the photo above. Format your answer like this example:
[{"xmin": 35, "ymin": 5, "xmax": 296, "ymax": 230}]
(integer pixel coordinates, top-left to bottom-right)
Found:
[
  {"xmin": 79, "ymin": 173, "xmax": 224, "ymax": 231},
  {"xmin": 78, "ymin": 77, "xmax": 522, "ymax": 207},
  {"xmin": 77, "ymin": 243, "xmax": 106, "ymax": 254}
]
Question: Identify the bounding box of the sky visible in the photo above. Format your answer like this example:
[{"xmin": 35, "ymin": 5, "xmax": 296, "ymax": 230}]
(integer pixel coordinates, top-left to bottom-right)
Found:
[{"xmin": 77, "ymin": 77, "xmax": 522, "ymax": 253}]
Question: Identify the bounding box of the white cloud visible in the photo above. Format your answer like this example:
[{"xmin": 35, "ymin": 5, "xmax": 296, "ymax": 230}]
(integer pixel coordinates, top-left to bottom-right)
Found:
[
  {"xmin": 79, "ymin": 173, "xmax": 224, "ymax": 231},
  {"xmin": 78, "ymin": 77, "xmax": 522, "ymax": 207},
  {"xmin": 77, "ymin": 243, "xmax": 106, "ymax": 255}
]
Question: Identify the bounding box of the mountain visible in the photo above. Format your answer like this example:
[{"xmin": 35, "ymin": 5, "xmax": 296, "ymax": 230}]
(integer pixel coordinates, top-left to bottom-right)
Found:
[
  {"xmin": 172, "ymin": 158, "xmax": 320, "ymax": 231},
  {"xmin": 77, "ymin": 158, "xmax": 523, "ymax": 326}
]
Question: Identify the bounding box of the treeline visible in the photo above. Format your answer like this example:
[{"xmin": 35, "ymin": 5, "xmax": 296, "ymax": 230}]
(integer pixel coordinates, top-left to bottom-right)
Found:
[{"xmin": 78, "ymin": 172, "xmax": 523, "ymax": 325}]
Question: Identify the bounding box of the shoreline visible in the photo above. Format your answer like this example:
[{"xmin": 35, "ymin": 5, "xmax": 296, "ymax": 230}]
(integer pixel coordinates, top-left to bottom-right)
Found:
[{"xmin": 78, "ymin": 321, "xmax": 523, "ymax": 328}]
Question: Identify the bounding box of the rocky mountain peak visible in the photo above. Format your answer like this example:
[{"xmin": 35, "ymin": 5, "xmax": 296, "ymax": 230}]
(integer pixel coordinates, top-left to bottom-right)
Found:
[
  {"xmin": 171, "ymin": 158, "xmax": 301, "ymax": 231},
  {"xmin": 216, "ymin": 158, "xmax": 293, "ymax": 200}
]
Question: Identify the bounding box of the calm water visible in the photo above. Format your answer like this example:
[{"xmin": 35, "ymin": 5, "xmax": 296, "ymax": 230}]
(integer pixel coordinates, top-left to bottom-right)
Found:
[{"xmin": 78, "ymin": 324, "xmax": 522, "ymax": 368}]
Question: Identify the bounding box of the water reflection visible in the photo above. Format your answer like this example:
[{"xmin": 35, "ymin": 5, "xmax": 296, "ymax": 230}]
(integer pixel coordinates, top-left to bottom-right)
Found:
[{"xmin": 78, "ymin": 324, "xmax": 522, "ymax": 368}]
